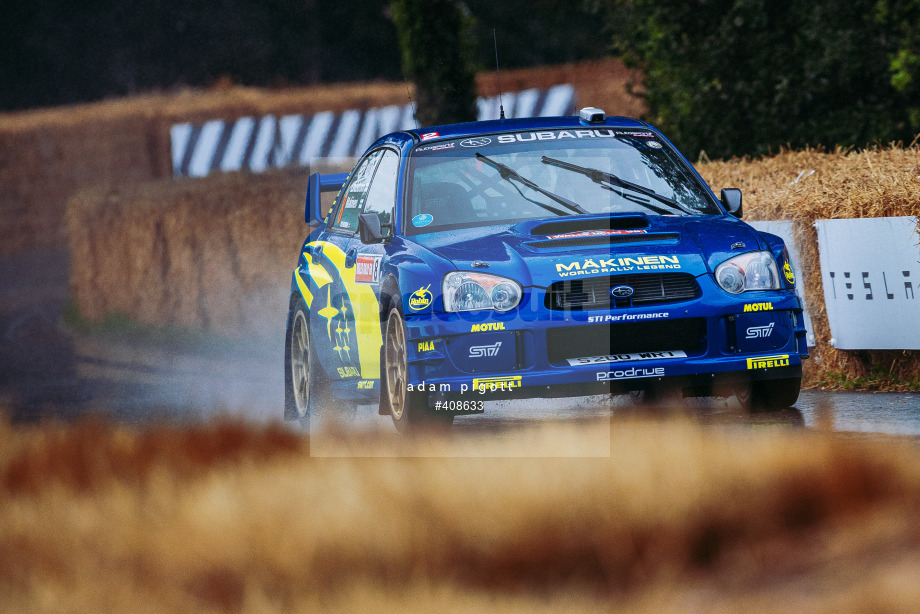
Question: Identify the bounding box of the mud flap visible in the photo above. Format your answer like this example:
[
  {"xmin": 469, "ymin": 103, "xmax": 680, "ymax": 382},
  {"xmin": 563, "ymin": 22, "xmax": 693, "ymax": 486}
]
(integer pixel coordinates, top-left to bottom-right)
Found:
[{"xmin": 378, "ymin": 345, "xmax": 390, "ymax": 415}]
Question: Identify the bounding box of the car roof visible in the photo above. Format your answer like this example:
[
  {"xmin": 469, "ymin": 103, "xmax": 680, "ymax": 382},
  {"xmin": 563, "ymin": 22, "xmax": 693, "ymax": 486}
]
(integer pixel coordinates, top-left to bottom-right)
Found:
[{"xmin": 370, "ymin": 115, "xmax": 652, "ymax": 150}]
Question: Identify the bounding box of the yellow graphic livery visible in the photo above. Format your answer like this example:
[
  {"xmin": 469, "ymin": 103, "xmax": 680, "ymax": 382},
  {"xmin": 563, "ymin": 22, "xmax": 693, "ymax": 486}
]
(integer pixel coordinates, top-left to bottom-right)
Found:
[
  {"xmin": 783, "ymin": 261, "xmax": 795, "ymax": 285},
  {"xmin": 297, "ymin": 241, "xmax": 383, "ymax": 379}
]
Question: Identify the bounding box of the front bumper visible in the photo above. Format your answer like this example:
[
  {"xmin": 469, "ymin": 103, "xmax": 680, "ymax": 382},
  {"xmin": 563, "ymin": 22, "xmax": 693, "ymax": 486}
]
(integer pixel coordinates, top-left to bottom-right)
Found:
[{"xmin": 404, "ymin": 276, "xmax": 807, "ymax": 407}]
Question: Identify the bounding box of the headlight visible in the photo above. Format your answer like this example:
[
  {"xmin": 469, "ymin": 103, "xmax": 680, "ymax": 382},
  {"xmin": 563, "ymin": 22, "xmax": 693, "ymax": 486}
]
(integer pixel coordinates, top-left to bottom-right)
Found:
[
  {"xmin": 442, "ymin": 272, "xmax": 523, "ymax": 312},
  {"xmin": 714, "ymin": 251, "xmax": 780, "ymax": 294}
]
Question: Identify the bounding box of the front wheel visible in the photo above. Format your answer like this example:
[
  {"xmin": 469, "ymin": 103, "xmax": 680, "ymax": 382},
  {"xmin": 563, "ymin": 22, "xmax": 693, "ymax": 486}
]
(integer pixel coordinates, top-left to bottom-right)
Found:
[{"xmin": 383, "ymin": 304, "xmax": 453, "ymax": 434}]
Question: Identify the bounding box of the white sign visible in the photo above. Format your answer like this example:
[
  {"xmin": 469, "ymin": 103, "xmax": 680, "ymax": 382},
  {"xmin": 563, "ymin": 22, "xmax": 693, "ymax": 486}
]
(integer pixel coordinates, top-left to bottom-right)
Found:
[
  {"xmin": 815, "ymin": 217, "xmax": 920, "ymax": 349},
  {"xmin": 747, "ymin": 220, "xmax": 815, "ymax": 346}
]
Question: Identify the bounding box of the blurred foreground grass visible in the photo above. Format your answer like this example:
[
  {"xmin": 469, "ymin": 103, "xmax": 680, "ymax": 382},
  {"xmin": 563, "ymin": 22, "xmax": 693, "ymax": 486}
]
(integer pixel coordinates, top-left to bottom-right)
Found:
[{"xmin": 2, "ymin": 414, "xmax": 920, "ymax": 612}]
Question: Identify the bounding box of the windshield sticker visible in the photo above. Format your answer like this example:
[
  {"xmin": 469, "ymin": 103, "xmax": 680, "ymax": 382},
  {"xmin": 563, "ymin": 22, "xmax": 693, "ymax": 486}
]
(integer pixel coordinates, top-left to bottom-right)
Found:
[
  {"xmin": 460, "ymin": 137, "xmax": 492, "ymax": 147},
  {"xmin": 417, "ymin": 142, "xmax": 456, "ymax": 152},
  {"xmin": 547, "ymin": 229, "xmax": 647, "ymax": 240},
  {"xmin": 568, "ymin": 350, "xmax": 686, "ymax": 366},
  {"xmin": 420, "ymin": 132, "xmax": 439, "ymax": 140},
  {"xmin": 495, "ymin": 129, "xmax": 625, "ymax": 144},
  {"xmin": 412, "ymin": 213, "xmax": 433, "ymax": 227},
  {"xmin": 493, "ymin": 129, "xmax": 669, "ymax": 145},
  {"xmin": 408, "ymin": 285, "xmax": 433, "ymax": 310},
  {"xmin": 556, "ymin": 255, "xmax": 681, "ymax": 277},
  {"xmin": 354, "ymin": 255, "xmax": 382, "ymax": 284}
]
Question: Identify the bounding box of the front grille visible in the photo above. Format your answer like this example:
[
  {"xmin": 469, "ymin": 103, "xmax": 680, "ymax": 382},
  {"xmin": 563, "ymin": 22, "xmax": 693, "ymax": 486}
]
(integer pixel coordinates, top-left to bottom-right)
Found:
[
  {"xmin": 526, "ymin": 233, "xmax": 680, "ymax": 250},
  {"xmin": 546, "ymin": 319, "xmax": 706, "ymax": 363},
  {"xmin": 545, "ymin": 273, "xmax": 699, "ymax": 310}
]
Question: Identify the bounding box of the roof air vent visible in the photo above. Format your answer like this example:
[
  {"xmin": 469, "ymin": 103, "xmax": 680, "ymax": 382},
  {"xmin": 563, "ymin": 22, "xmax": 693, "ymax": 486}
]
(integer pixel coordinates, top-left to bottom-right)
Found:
[{"xmin": 579, "ymin": 107, "xmax": 606, "ymax": 123}]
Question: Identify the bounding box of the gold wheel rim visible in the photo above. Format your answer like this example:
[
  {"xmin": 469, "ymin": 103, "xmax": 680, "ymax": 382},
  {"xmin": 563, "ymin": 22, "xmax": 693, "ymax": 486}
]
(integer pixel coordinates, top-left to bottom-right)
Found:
[
  {"xmin": 386, "ymin": 312, "xmax": 407, "ymax": 420},
  {"xmin": 291, "ymin": 311, "xmax": 310, "ymax": 418}
]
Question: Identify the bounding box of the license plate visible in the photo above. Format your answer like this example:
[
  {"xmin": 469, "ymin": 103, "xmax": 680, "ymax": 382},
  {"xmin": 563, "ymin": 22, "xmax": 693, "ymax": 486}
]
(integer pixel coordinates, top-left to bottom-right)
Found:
[{"xmin": 566, "ymin": 350, "xmax": 687, "ymax": 366}]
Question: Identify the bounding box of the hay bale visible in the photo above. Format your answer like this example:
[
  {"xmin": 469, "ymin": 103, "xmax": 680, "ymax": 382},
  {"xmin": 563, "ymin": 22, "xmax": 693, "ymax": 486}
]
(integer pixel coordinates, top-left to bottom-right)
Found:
[
  {"xmin": 697, "ymin": 144, "xmax": 920, "ymax": 384},
  {"xmin": 0, "ymin": 80, "xmax": 417, "ymax": 256},
  {"xmin": 67, "ymin": 169, "xmax": 311, "ymax": 337}
]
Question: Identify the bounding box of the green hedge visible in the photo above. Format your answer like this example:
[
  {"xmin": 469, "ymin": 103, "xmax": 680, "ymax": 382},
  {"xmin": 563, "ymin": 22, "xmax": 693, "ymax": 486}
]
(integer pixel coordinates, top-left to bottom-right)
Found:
[{"xmin": 601, "ymin": 0, "xmax": 920, "ymax": 158}]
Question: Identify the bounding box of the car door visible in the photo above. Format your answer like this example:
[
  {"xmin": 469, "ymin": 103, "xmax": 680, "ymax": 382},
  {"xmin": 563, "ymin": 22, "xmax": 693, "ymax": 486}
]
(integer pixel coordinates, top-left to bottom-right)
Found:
[
  {"xmin": 309, "ymin": 150, "xmax": 383, "ymax": 382},
  {"xmin": 341, "ymin": 148, "xmax": 401, "ymax": 387}
]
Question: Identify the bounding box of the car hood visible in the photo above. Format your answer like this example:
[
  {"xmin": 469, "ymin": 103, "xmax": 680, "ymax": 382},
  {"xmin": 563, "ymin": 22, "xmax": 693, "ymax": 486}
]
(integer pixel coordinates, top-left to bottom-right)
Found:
[{"xmin": 412, "ymin": 213, "xmax": 765, "ymax": 288}]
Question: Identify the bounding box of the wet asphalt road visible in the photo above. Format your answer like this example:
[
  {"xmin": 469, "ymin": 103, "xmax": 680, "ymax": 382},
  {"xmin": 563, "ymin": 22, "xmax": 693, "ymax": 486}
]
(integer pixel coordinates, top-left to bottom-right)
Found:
[
  {"xmin": 351, "ymin": 390, "xmax": 920, "ymax": 437},
  {"xmin": 3, "ymin": 248, "xmax": 920, "ymax": 438}
]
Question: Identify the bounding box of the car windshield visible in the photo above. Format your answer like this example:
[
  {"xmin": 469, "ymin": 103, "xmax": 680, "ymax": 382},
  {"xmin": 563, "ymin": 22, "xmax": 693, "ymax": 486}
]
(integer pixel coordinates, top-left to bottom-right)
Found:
[{"xmin": 405, "ymin": 129, "xmax": 721, "ymax": 234}]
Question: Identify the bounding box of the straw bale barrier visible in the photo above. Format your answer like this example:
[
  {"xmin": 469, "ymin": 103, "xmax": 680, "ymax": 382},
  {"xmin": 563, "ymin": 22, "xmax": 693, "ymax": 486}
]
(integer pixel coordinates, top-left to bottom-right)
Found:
[
  {"xmin": 67, "ymin": 169, "xmax": 309, "ymax": 338},
  {"xmin": 698, "ymin": 143, "xmax": 920, "ymax": 384},
  {"xmin": 1, "ymin": 59, "xmax": 639, "ymax": 255},
  {"xmin": 0, "ymin": 80, "xmax": 410, "ymax": 255}
]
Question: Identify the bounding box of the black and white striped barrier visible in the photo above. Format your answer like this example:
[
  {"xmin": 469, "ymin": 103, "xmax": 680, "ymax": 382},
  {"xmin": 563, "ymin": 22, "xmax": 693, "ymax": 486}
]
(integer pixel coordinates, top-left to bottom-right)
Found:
[{"xmin": 170, "ymin": 85, "xmax": 576, "ymax": 178}]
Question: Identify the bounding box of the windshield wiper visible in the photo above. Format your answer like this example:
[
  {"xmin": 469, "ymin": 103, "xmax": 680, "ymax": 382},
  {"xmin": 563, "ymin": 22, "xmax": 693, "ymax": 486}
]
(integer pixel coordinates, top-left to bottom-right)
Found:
[
  {"xmin": 476, "ymin": 153, "xmax": 588, "ymax": 216},
  {"xmin": 541, "ymin": 156, "xmax": 695, "ymax": 215}
]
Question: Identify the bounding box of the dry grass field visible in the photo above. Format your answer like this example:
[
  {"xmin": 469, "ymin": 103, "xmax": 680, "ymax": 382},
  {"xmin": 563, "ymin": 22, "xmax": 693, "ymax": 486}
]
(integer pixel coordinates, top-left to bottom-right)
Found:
[{"xmin": 2, "ymin": 415, "xmax": 920, "ymax": 612}]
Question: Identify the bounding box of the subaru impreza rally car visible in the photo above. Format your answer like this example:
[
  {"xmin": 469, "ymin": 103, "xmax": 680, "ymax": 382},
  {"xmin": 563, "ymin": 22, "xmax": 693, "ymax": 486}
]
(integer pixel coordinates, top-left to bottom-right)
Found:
[{"xmin": 284, "ymin": 107, "xmax": 808, "ymax": 432}]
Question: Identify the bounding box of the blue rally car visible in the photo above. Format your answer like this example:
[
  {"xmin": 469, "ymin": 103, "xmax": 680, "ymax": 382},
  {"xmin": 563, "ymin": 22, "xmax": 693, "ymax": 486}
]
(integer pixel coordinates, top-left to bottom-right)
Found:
[{"xmin": 284, "ymin": 107, "xmax": 808, "ymax": 432}]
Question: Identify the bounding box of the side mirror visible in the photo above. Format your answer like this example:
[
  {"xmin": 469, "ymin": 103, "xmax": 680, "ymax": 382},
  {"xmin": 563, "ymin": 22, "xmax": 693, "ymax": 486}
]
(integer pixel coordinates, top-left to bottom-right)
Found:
[
  {"xmin": 358, "ymin": 212, "xmax": 385, "ymax": 244},
  {"xmin": 721, "ymin": 188, "xmax": 743, "ymax": 218}
]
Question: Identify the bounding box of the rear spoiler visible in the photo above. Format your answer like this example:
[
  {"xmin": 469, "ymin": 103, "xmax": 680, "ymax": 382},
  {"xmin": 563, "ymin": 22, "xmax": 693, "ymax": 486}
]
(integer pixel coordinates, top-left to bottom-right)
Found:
[{"xmin": 305, "ymin": 172, "xmax": 348, "ymax": 225}]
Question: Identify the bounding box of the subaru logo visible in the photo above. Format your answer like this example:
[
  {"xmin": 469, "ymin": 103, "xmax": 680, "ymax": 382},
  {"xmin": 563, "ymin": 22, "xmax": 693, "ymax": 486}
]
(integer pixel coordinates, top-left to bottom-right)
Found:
[
  {"xmin": 459, "ymin": 137, "xmax": 491, "ymax": 147},
  {"xmin": 610, "ymin": 285, "xmax": 635, "ymax": 298}
]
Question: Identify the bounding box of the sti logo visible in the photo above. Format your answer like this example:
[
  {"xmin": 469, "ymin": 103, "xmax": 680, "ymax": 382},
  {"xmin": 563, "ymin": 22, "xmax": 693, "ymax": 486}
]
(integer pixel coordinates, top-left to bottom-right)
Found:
[
  {"xmin": 468, "ymin": 341, "xmax": 502, "ymax": 358},
  {"xmin": 354, "ymin": 255, "xmax": 381, "ymax": 284},
  {"xmin": 745, "ymin": 323, "xmax": 775, "ymax": 339}
]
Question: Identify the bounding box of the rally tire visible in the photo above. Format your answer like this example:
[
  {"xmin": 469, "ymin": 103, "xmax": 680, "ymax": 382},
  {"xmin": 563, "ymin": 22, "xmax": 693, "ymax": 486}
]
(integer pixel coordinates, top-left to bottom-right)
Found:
[
  {"xmin": 749, "ymin": 377, "xmax": 801, "ymax": 412},
  {"xmin": 383, "ymin": 303, "xmax": 453, "ymax": 434},
  {"xmin": 284, "ymin": 297, "xmax": 334, "ymax": 427}
]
